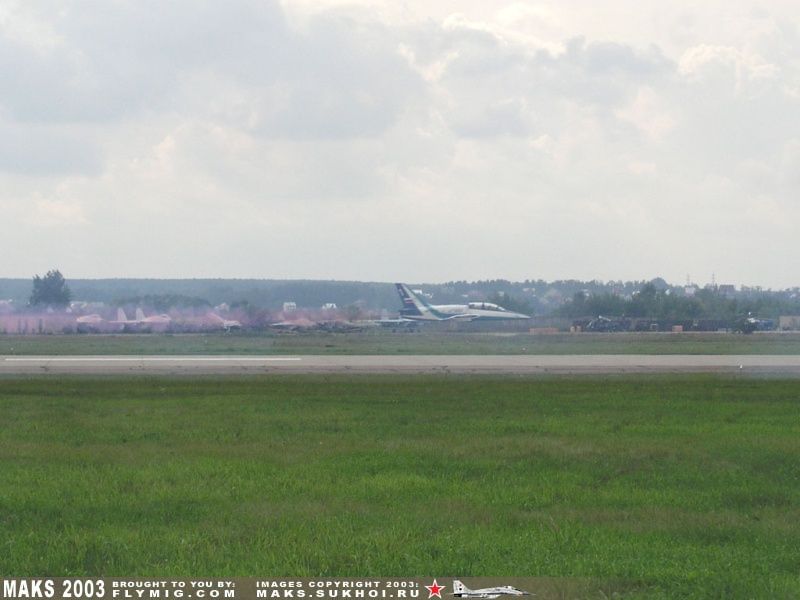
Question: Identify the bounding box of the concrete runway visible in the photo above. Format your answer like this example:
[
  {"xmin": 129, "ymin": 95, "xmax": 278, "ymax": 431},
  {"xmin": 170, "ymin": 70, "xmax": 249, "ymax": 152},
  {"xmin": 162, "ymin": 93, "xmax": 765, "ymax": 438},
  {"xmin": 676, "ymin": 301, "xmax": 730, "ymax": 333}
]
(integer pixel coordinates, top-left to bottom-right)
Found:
[{"xmin": 2, "ymin": 354, "xmax": 800, "ymax": 375}]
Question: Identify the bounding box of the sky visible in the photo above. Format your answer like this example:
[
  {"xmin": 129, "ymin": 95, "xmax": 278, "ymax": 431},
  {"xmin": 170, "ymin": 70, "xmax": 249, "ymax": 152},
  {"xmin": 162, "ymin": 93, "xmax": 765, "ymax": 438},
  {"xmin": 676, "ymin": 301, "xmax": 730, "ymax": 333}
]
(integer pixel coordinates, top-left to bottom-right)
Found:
[{"xmin": 2, "ymin": 0, "xmax": 799, "ymax": 287}]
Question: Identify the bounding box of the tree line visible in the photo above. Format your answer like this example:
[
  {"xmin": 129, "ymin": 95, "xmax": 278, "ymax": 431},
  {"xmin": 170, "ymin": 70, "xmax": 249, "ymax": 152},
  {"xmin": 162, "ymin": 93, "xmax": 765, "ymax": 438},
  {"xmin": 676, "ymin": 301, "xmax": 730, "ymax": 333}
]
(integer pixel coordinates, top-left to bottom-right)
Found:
[{"xmin": 557, "ymin": 283, "xmax": 800, "ymax": 320}]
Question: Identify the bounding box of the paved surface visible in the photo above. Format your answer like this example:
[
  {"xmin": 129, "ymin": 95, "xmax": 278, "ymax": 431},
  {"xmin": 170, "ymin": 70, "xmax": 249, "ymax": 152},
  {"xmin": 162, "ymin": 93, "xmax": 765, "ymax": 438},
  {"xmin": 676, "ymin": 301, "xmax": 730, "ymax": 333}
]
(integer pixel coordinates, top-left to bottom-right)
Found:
[{"xmin": 2, "ymin": 355, "xmax": 800, "ymax": 375}]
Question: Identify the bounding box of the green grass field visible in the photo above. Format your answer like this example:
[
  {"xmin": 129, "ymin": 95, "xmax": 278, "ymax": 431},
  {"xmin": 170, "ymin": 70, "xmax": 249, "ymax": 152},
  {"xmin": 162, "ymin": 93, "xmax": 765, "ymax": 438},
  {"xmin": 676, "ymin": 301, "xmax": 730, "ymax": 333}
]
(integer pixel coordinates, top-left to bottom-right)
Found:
[
  {"xmin": 3, "ymin": 331, "xmax": 800, "ymax": 355},
  {"xmin": 1, "ymin": 375, "xmax": 799, "ymax": 598}
]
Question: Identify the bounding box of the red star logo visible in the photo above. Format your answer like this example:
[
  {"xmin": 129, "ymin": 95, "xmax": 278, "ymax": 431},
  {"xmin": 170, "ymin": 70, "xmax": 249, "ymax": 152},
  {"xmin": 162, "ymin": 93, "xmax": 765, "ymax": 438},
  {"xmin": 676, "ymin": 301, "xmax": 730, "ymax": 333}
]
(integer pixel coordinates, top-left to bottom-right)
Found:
[{"xmin": 425, "ymin": 580, "xmax": 445, "ymax": 599}]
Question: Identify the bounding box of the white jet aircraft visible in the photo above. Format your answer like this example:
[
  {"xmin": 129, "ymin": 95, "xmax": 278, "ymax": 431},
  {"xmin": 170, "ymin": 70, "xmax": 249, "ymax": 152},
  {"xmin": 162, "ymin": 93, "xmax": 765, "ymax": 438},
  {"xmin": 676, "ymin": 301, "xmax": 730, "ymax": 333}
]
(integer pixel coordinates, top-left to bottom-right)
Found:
[
  {"xmin": 451, "ymin": 581, "xmax": 530, "ymax": 599},
  {"xmin": 395, "ymin": 284, "xmax": 530, "ymax": 322}
]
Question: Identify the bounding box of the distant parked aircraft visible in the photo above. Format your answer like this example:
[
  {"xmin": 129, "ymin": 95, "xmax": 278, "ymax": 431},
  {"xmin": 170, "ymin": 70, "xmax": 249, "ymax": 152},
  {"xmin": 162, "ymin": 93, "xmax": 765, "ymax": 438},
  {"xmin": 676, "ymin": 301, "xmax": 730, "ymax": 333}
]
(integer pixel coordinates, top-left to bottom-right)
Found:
[
  {"xmin": 395, "ymin": 284, "xmax": 529, "ymax": 322},
  {"xmin": 135, "ymin": 308, "xmax": 171, "ymax": 326},
  {"xmin": 110, "ymin": 308, "xmax": 171, "ymax": 331},
  {"xmin": 110, "ymin": 308, "xmax": 135, "ymax": 327},
  {"xmin": 76, "ymin": 314, "xmax": 104, "ymax": 325},
  {"xmin": 208, "ymin": 313, "xmax": 242, "ymax": 331},
  {"xmin": 75, "ymin": 313, "xmax": 106, "ymax": 332},
  {"xmin": 269, "ymin": 317, "xmax": 317, "ymax": 332}
]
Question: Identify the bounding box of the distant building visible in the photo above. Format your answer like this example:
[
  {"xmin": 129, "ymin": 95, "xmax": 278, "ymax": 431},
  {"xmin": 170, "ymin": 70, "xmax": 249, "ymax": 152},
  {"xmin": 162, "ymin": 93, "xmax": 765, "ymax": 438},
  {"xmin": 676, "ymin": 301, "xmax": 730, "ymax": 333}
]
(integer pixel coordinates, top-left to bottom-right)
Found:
[
  {"xmin": 321, "ymin": 303, "xmax": 337, "ymax": 310},
  {"xmin": 718, "ymin": 284, "xmax": 736, "ymax": 298},
  {"xmin": 542, "ymin": 288, "xmax": 565, "ymax": 306},
  {"xmin": 684, "ymin": 285, "xmax": 698, "ymax": 297},
  {"xmin": 69, "ymin": 301, "xmax": 105, "ymax": 311},
  {"xmin": 282, "ymin": 302, "xmax": 297, "ymax": 312}
]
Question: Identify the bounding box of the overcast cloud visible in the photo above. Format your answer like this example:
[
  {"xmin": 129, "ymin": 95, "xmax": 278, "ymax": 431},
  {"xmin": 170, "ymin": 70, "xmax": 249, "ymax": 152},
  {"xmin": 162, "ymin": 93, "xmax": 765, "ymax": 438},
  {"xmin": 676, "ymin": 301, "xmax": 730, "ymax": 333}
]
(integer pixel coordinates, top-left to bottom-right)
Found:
[{"xmin": 2, "ymin": 0, "xmax": 799, "ymax": 287}]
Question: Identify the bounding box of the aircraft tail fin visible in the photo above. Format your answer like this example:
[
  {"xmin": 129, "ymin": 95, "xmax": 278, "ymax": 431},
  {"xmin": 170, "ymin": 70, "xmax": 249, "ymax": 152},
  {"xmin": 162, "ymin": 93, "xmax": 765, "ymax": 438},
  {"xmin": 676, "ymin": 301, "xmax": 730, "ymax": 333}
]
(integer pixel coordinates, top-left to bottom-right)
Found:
[
  {"xmin": 452, "ymin": 581, "xmax": 471, "ymax": 596},
  {"xmin": 395, "ymin": 283, "xmax": 434, "ymax": 318},
  {"xmin": 117, "ymin": 308, "xmax": 128, "ymax": 322},
  {"xmin": 135, "ymin": 308, "xmax": 146, "ymax": 321}
]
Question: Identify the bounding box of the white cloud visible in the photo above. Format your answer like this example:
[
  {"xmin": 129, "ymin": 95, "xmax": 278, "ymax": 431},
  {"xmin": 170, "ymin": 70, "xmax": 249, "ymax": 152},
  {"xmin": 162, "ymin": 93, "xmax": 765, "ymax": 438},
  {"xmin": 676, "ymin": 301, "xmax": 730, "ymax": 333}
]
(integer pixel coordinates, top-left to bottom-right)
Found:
[
  {"xmin": 615, "ymin": 86, "xmax": 676, "ymax": 140},
  {"xmin": 31, "ymin": 198, "xmax": 88, "ymax": 227},
  {"xmin": 679, "ymin": 44, "xmax": 779, "ymax": 93}
]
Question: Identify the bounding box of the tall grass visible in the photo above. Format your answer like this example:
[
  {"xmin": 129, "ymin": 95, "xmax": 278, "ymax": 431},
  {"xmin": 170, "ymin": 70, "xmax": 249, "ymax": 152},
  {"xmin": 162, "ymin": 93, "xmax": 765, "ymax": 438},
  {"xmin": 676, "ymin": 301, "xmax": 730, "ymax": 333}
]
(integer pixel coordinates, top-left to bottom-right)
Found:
[{"xmin": 1, "ymin": 375, "xmax": 799, "ymax": 598}]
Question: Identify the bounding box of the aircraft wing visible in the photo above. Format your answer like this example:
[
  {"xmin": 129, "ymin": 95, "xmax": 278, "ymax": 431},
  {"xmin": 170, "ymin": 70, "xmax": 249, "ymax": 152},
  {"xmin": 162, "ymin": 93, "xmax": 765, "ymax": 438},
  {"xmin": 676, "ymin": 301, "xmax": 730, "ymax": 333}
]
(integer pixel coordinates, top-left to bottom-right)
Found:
[
  {"xmin": 446, "ymin": 313, "xmax": 478, "ymax": 321},
  {"xmin": 373, "ymin": 318, "xmax": 418, "ymax": 328}
]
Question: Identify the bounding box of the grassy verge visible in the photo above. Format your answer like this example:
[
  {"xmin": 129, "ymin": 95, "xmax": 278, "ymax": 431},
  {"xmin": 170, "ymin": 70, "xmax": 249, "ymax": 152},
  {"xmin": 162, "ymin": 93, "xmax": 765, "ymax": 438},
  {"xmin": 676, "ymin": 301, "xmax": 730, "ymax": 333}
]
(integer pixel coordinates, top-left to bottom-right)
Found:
[
  {"xmin": 1, "ymin": 375, "xmax": 799, "ymax": 598},
  {"xmin": 2, "ymin": 331, "xmax": 800, "ymax": 355}
]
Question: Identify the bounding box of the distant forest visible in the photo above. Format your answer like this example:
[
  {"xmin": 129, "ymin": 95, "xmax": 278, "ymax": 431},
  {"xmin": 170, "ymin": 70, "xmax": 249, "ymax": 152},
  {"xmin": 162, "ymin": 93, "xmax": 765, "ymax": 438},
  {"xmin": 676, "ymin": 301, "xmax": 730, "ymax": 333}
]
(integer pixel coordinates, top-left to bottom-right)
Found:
[
  {"xmin": 1, "ymin": 277, "xmax": 799, "ymax": 319},
  {"xmin": 0, "ymin": 279, "xmax": 398, "ymax": 312}
]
